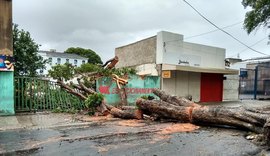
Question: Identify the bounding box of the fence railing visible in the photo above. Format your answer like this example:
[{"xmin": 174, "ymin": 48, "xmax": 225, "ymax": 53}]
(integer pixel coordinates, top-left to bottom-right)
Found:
[
  {"xmin": 239, "ymin": 66, "xmax": 270, "ymax": 100},
  {"xmin": 14, "ymin": 77, "xmax": 84, "ymax": 112}
]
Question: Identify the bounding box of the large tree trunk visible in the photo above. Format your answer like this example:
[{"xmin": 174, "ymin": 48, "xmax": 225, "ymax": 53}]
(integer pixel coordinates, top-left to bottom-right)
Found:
[
  {"xmin": 136, "ymin": 89, "xmax": 270, "ymax": 141},
  {"xmin": 105, "ymin": 104, "xmax": 143, "ymax": 119}
]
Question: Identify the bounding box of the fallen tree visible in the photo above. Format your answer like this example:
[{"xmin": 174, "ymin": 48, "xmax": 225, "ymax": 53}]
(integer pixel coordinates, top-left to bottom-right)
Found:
[{"xmin": 136, "ymin": 89, "xmax": 270, "ymax": 144}]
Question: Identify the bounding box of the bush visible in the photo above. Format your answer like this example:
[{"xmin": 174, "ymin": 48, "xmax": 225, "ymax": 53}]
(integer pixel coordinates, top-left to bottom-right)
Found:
[{"xmin": 85, "ymin": 93, "xmax": 104, "ymax": 108}]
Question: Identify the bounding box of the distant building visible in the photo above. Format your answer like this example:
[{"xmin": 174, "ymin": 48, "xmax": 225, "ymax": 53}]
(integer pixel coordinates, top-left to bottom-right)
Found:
[
  {"xmin": 38, "ymin": 50, "xmax": 88, "ymax": 75},
  {"xmin": 115, "ymin": 31, "xmax": 239, "ymax": 102},
  {"xmin": 235, "ymin": 56, "xmax": 270, "ymax": 99}
]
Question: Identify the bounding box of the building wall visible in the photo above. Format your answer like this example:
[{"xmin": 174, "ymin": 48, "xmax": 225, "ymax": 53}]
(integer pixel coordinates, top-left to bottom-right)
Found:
[
  {"xmin": 223, "ymin": 75, "xmax": 239, "ymax": 101},
  {"xmin": 157, "ymin": 31, "xmax": 225, "ymax": 69},
  {"xmin": 0, "ymin": 0, "xmax": 14, "ymax": 115},
  {"xmin": 97, "ymin": 75, "xmax": 160, "ymax": 106},
  {"xmin": 38, "ymin": 53, "xmax": 88, "ymax": 75},
  {"xmin": 162, "ymin": 71, "xmax": 200, "ymax": 102},
  {"xmin": 115, "ymin": 36, "xmax": 156, "ymax": 68}
]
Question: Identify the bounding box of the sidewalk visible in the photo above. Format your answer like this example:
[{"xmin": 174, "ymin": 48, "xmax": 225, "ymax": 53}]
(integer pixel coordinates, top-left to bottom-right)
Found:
[
  {"xmin": 200, "ymin": 99, "xmax": 270, "ymax": 108},
  {"xmin": 0, "ymin": 113, "xmax": 92, "ymax": 131}
]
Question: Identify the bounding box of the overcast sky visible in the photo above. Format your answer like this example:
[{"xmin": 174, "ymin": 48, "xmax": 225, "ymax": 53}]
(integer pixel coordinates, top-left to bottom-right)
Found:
[{"xmin": 13, "ymin": 0, "xmax": 269, "ymax": 62}]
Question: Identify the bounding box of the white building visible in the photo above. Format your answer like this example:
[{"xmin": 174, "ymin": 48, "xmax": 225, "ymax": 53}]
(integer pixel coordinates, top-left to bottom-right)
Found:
[
  {"xmin": 115, "ymin": 31, "xmax": 239, "ymax": 102},
  {"xmin": 38, "ymin": 50, "xmax": 88, "ymax": 75}
]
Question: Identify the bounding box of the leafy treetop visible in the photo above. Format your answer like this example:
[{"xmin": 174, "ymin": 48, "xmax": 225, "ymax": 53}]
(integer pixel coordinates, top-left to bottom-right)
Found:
[
  {"xmin": 65, "ymin": 47, "xmax": 103, "ymax": 65},
  {"xmin": 242, "ymin": 0, "xmax": 270, "ymax": 36},
  {"xmin": 13, "ymin": 24, "xmax": 46, "ymax": 76}
]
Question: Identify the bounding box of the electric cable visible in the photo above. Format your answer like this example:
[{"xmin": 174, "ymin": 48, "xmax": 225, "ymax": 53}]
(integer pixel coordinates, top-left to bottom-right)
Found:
[{"xmin": 182, "ymin": 0, "xmax": 268, "ymax": 56}]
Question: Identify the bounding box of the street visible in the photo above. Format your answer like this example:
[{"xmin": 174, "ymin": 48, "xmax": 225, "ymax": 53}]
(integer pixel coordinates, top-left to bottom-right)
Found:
[{"xmin": 0, "ymin": 116, "xmax": 265, "ymax": 156}]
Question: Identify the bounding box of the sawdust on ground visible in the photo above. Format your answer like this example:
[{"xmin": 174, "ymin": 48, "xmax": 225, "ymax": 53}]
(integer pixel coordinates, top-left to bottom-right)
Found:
[
  {"xmin": 158, "ymin": 123, "xmax": 200, "ymax": 134},
  {"xmin": 117, "ymin": 120, "xmax": 146, "ymax": 127}
]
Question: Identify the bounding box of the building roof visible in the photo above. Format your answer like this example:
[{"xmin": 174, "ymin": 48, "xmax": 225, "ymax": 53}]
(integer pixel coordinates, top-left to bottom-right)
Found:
[
  {"xmin": 38, "ymin": 51, "xmax": 88, "ymax": 60},
  {"xmin": 162, "ymin": 64, "xmax": 239, "ymax": 75}
]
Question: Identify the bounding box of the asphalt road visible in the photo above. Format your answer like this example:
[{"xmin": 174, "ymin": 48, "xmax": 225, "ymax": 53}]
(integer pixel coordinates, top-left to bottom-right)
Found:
[{"xmin": 0, "ymin": 120, "xmax": 265, "ymax": 156}]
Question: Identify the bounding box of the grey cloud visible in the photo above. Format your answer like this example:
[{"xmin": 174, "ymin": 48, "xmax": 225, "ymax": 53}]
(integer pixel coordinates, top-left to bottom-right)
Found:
[{"xmin": 13, "ymin": 0, "xmax": 269, "ymax": 61}]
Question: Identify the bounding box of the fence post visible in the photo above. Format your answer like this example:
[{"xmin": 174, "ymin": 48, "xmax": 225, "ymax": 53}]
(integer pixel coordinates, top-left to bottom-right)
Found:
[{"xmin": 254, "ymin": 66, "xmax": 258, "ymax": 99}]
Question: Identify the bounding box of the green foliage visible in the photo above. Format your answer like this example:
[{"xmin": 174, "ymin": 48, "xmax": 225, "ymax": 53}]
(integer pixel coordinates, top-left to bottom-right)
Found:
[
  {"xmin": 52, "ymin": 107, "xmax": 79, "ymax": 114},
  {"xmin": 13, "ymin": 24, "xmax": 46, "ymax": 76},
  {"xmin": 48, "ymin": 63, "xmax": 75, "ymax": 81},
  {"xmin": 242, "ymin": 0, "xmax": 270, "ymax": 35},
  {"xmin": 110, "ymin": 67, "xmax": 137, "ymax": 77},
  {"xmin": 85, "ymin": 93, "xmax": 104, "ymax": 108},
  {"xmin": 65, "ymin": 47, "xmax": 103, "ymax": 64},
  {"xmin": 76, "ymin": 63, "xmax": 100, "ymax": 73},
  {"xmin": 140, "ymin": 95, "xmax": 149, "ymax": 100},
  {"xmin": 140, "ymin": 95, "xmax": 155, "ymax": 100}
]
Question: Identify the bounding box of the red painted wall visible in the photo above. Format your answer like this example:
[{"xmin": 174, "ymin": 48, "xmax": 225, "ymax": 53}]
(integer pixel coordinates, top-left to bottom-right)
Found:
[{"xmin": 200, "ymin": 73, "xmax": 223, "ymax": 102}]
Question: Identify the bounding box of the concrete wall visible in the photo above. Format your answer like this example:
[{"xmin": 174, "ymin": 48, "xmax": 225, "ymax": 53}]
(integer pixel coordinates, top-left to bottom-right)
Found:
[
  {"xmin": 157, "ymin": 31, "xmax": 225, "ymax": 69},
  {"xmin": 223, "ymin": 75, "xmax": 239, "ymax": 101},
  {"xmin": 162, "ymin": 71, "xmax": 201, "ymax": 102},
  {"xmin": 135, "ymin": 63, "xmax": 159, "ymax": 76},
  {"xmin": 115, "ymin": 36, "xmax": 156, "ymax": 68},
  {"xmin": 0, "ymin": 0, "xmax": 14, "ymax": 115},
  {"xmin": 96, "ymin": 75, "xmax": 160, "ymax": 106}
]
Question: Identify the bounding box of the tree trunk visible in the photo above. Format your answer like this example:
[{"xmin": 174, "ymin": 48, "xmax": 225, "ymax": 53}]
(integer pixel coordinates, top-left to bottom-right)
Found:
[
  {"xmin": 57, "ymin": 80, "xmax": 87, "ymax": 100},
  {"xmin": 136, "ymin": 89, "xmax": 270, "ymax": 141},
  {"xmin": 105, "ymin": 104, "xmax": 142, "ymax": 119}
]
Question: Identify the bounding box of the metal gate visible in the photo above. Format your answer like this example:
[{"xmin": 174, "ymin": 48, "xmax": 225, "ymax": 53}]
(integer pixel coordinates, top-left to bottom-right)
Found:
[
  {"xmin": 14, "ymin": 77, "xmax": 84, "ymax": 112},
  {"xmin": 239, "ymin": 66, "xmax": 270, "ymax": 100}
]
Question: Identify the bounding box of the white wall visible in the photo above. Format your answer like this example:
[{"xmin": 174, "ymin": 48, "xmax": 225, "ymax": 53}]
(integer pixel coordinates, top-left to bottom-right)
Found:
[
  {"xmin": 223, "ymin": 75, "xmax": 239, "ymax": 101},
  {"xmin": 156, "ymin": 31, "xmax": 225, "ymax": 69},
  {"xmin": 38, "ymin": 53, "xmax": 87, "ymax": 75},
  {"xmin": 162, "ymin": 71, "xmax": 201, "ymax": 102},
  {"xmin": 135, "ymin": 63, "xmax": 158, "ymax": 76}
]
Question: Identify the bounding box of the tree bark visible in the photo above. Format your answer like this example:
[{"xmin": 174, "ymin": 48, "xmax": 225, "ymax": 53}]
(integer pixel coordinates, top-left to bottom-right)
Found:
[
  {"xmin": 57, "ymin": 80, "xmax": 87, "ymax": 100},
  {"xmin": 77, "ymin": 78, "xmax": 96, "ymax": 94},
  {"xmin": 136, "ymin": 89, "xmax": 270, "ymax": 141}
]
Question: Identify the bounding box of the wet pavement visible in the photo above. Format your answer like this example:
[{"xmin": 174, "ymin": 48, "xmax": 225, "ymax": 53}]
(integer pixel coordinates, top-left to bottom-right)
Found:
[
  {"xmin": 1, "ymin": 100, "xmax": 270, "ymax": 156},
  {"xmin": 0, "ymin": 119, "xmax": 265, "ymax": 156}
]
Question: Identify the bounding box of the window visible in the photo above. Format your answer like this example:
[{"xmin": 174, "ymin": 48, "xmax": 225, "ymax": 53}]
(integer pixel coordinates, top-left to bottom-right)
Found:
[
  {"xmin": 74, "ymin": 59, "xmax": 77, "ymax": 65},
  {"xmin": 57, "ymin": 58, "xmax": 61, "ymax": 64},
  {"xmin": 82, "ymin": 60, "xmax": 85, "ymax": 64},
  {"xmin": 48, "ymin": 58, "xmax": 52, "ymax": 65},
  {"xmin": 66, "ymin": 59, "xmax": 69, "ymax": 63}
]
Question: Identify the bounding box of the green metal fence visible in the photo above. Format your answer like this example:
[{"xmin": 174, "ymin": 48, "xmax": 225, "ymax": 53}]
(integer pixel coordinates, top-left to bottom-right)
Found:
[{"xmin": 14, "ymin": 77, "xmax": 84, "ymax": 112}]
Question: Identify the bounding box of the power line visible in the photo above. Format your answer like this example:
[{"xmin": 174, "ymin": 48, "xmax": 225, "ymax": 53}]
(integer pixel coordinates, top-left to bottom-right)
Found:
[
  {"xmin": 164, "ymin": 21, "xmax": 243, "ymax": 43},
  {"xmin": 182, "ymin": 0, "xmax": 268, "ymax": 56},
  {"xmin": 228, "ymin": 37, "xmax": 268, "ymax": 58},
  {"xmin": 185, "ymin": 21, "xmax": 243, "ymax": 39}
]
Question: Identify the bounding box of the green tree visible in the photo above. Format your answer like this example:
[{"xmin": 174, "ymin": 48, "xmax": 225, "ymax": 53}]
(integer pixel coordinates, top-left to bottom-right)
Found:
[
  {"xmin": 48, "ymin": 63, "xmax": 75, "ymax": 81},
  {"xmin": 65, "ymin": 47, "xmax": 103, "ymax": 65},
  {"xmin": 242, "ymin": 0, "xmax": 270, "ymax": 36},
  {"xmin": 13, "ymin": 24, "xmax": 46, "ymax": 76}
]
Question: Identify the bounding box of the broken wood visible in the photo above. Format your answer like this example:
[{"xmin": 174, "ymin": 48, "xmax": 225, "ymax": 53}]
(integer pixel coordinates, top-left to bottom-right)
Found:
[
  {"xmin": 105, "ymin": 104, "xmax": 142, "ymax": 119},
  {"xmin": 102, "ymin": 56, "xmax": 119, "ymax": 69},
  {"xmin": 77, "ymin": 78, "xmax": 96, "ymax": 94},
  {"xmin": 57, "ymin": 80, "xmax": 87, "ymax": 100}
]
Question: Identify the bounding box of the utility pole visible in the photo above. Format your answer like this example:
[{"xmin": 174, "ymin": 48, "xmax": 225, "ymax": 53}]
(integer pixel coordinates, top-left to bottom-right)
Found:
[{"xmin": 0, "ymin": 0, "xmax": 14, "ymax": 115}]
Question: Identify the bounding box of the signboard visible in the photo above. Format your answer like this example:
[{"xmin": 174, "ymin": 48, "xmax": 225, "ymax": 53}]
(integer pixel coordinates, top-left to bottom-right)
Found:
[
  {"xmin": 97, "ymin": 75, "xmax": 160, "ymax": 106},
  {"xmin": 162, "ymin": 71, "xmax": 171, "ymax": 78},
  {"xmin": 163, "ymin": 52, "xmax": 202, "ymax": 67},
  {"xmin": 0, "ymin": 54, "xmax": 14, "ymax": 71}
]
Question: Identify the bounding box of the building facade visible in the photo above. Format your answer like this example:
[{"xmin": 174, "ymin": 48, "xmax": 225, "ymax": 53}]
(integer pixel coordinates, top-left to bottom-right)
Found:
[
  {"xmin": 38, "ymin": 50, "xmax": 88, "ymax": 75},
  {"xmin": 0, "ymin": 0, "xmax": 14, "ymax": 115},
  {"xmin": 115, "ymin": 31, "xmax": 238, "ymax": 102}
]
